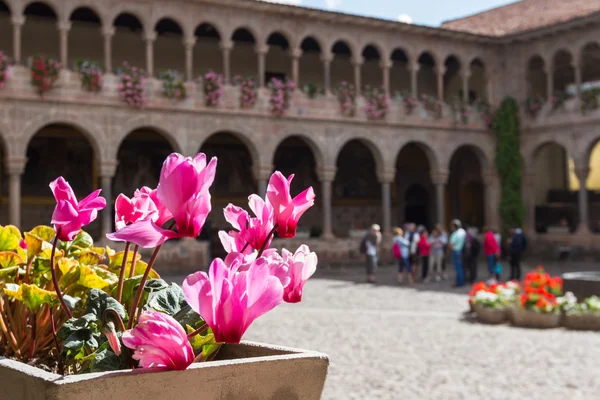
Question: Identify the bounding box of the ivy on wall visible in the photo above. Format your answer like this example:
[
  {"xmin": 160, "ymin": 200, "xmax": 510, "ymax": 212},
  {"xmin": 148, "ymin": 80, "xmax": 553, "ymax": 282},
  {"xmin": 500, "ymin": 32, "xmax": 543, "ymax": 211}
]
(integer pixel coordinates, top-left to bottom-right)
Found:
[{"xmin": 494, "ymin": 97, "xmax": 525, "ymax": 233}]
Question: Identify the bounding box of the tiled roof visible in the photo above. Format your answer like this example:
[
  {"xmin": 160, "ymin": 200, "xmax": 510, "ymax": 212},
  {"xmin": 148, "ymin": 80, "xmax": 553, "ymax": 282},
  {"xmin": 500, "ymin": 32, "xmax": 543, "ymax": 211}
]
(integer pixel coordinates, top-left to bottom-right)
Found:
[{"xmin": 441, "ymin": 0, "xmax": 600, "ymax": 37}]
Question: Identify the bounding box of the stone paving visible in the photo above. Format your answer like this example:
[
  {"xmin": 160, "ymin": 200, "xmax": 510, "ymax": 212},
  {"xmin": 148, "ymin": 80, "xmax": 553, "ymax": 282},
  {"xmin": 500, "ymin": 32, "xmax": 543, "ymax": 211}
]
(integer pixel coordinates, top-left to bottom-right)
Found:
[{"xmin": 165, "ymin": 261, "xmax": 600, "ymax": 400}]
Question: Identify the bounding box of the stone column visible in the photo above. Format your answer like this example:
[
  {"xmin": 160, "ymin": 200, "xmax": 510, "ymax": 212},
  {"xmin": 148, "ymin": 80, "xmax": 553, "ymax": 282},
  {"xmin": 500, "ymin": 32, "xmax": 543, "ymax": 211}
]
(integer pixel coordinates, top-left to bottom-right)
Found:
[
  {"xmin": 102, "ymin": 26, "xmax": 114, "ymax": 73},
  {"xmin": 431, "ymin": 169, "xmax": 449, "ymax": 226},
  {"xmin": 483, "ymin": 169, "xmax": 501, "ymax": 230},
  {"xmin": 545, "ymin": 65, "xmax": 553, "ymax": 100},
  {"xmin": 409, "ymin": 62, "xmax": 419, "ymax": 97},
  {"xmin": 220, "ymin": 40, "xmax": 233, "ymax": 85},
  {"xmin": 380, "ymin": 60, "xmax": 392, "ymax": 94},
  {"xmin": 11, "ymin": 16, "xmax": 25, "ymax": 64},
  {"xmin": 436, "ymin": 66, "xmax": 445, "ymax": 102},
  {"xmin": 573, "ymin": 61, "xmax": 582, "ymax": 101},
  {"xmin": 290, "ymin": 48, "xmax": 302, "ymax": 84},
  {"xmin": 98, "ymin": 160, "xmax": 118, "ymax": 238},
  {"xmin": 352, "ymin": 59, "xmax": 362, "ymax": 93},
  {"xmin": 5, "ymin": 157, "xmax": 26, "ymax": 227},
  {"xmin": 321, "ymin": 52, "xmax": 333, "ymax": 93},
  {"xmin": 184, "ymin": 37, "xmax": 196, "ymax": 82},
  {"xmin": 253, "ymin": 164, "xmax": 273, "ymax": 197},
  {"xmin": 58, "ymin": 21, "xmax": 71, "ymax": 69},
  {"xmin": 461, "ymin": 70, "xmax": 471, "ymax": 103},
  {"xmin": 318, "ymin": 166, "xmax": 336, "ymax": 240},
  {"xmin": 575, "ymin": 167, "xmax": 590, "ymax": 234},
  {"xmin": 145, "ymin": 32, "xmax": 156, "ymax": 76},
  {"xmin": 255, "ymin": 45, "xmax": 269, "ymax": 88},
  {"xmin": 378, "ymin": 169, "xmax": 395, "ymax": 235},
  {"xmin": 522, "ymin": 173, "xmax": 536, "ymax": 236}
]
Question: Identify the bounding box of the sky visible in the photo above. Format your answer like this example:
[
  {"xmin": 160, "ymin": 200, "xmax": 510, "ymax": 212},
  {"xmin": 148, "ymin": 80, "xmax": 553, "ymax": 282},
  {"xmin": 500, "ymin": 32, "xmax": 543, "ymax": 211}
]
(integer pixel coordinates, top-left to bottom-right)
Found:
[{"xmin": 260, "ymin": 0, "xmax": 517, "ymax": 26}]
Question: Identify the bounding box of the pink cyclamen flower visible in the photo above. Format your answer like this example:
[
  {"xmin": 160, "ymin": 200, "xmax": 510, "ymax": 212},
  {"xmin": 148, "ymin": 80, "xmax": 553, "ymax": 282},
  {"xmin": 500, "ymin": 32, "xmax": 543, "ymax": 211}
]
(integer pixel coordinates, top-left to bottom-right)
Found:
[
  {"xmin": 114, "ymin": 187, "xmax": 158, "ymax": 231},
  {"xmin": 50, "ymin": 177, "xmax": 106, "ymax": 241},
  {"xmin": 182, "ymin": 256, "xmax": 283, "ymax": 344},
  {"xmin": 19, "ymin": 239, "xmax": 27, "ymax": 250},
  {"xmin": 266, "ymin": 171, "xmax": 315, "ymax": 239},
  {"xmin": 222, "ymin": 195, "xmax": 274, "ymax": 252},
  {"xmin": 122, "ymin": 311, "xmax": 194, "ymax": 370},
  {"xmin": 281, "ymin": 245, "xmax": 317, "ymax": 303}
]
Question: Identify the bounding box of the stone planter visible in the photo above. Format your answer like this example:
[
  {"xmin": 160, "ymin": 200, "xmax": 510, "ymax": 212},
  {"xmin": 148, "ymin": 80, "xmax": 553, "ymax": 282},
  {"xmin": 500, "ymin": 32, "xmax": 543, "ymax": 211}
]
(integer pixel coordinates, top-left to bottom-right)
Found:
[
  {"xmin": 511, "ymin": 308, "xmax": 561, "ymax": 329},
  {"xmin": 0, "ymin": 341, "xmax": 329, "ymax": 400},
  {"xmin": 473, "ymin": 304, "xmax": 507, "ymax": 324},
  {"xmin": 562, "ymin": 313, "xmax": 600, "ymax": 331},
  {"xmin": 562, "ymin": 272, "xmax": 600, "ymax": 300}
]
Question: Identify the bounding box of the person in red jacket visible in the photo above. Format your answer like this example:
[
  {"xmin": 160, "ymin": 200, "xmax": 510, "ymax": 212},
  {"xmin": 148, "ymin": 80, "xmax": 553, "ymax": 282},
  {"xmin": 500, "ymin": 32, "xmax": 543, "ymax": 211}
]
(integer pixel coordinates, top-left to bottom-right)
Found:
[
  {"xmin": 483, "ymin": 227, "xmax": 500, "ymax": 280},
  {"xmin": 418, "ymin": 229, "xmax": 431, "ymax": 282}
]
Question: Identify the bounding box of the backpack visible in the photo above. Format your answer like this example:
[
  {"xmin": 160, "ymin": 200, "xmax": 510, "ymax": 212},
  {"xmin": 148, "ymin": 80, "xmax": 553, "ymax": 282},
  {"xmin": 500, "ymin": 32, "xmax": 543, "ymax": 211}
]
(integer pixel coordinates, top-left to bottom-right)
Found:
[
  {"xmin": 470, "ymin": 236, "xmax": 481, "ymax": 257},
  {"xmin": 392, "ymin": 241, "xmax": 401, "ymax": 259},
  {"xmin": 359, "ymin": 236, "xmax": 367, "ymax": 254}
]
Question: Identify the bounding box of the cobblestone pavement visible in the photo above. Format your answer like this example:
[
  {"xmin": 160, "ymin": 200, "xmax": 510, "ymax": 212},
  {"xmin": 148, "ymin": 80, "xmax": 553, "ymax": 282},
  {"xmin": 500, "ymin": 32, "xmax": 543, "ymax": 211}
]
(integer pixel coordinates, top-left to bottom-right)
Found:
[{"xmin": 165, "ymin": 261, "xmax": 600, "ymax": 400}]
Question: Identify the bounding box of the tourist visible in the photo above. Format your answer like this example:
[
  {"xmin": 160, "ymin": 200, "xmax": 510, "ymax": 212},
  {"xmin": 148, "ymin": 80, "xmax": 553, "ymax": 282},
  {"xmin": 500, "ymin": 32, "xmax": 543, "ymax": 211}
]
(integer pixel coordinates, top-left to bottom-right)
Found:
[
  {"xmin": 427, "ymin": 227, "xmax": 444, "ymax": 282},
  {"xmin": 407, "ymin": 223, "xmax": 420, "ymax": 280},
  {"xmin": 448, "ymin": 219, "xmax": 467, "ymax": 287},
  {"xmin": 360, "ymin": 224, "xmax": 382, "ymax": 284},
  {"xmin": 392, "ymin": 227, "xmax": 412, "ymax": 284},
  {"xmin": 418, "ymin": 229, "xmax": 431, "ymax": 282},
  {"xmin": 508, "ymin": 227, "xmax": 527, "ymax": 281},
  {"xmin": 494, "ymin": 229, "xmax": 502, "ymax": 258},
  {"xmin": 435, "ymin": 223, "xmax": 449, "ymax": 280},
  {"xmin": 483, "ymin": 227, "xmax": 500, "ymax": 281}
]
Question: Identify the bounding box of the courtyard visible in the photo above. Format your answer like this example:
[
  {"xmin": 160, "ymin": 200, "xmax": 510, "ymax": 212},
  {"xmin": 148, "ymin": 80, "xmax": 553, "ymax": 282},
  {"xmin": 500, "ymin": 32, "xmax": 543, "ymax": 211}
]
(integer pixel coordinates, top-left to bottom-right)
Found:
[{"xmin": 168, "ymin": 261, "xmax": 600, "ymax": 400}]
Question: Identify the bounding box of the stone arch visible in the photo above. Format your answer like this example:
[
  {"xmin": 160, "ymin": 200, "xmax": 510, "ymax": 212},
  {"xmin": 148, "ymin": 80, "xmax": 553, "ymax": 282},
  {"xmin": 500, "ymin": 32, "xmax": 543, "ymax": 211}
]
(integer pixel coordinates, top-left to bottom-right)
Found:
[
  {"xmin": 22, "ymin": 1, "xmax": 59, "ymax": 60},
  {"xmin": 469, "ymin": 57, "xmax": 487, "ymax": 103},
  {"xmin": 331, "ymin": 39, "xmax": 355, "ymax": 89},
  {"xmin": 154, "ymin": 17, "xmax": 185, "ymax": 75},
  {"xmin": 266, "ymin": 31, "xmax": 291, "ymax": 82},
  {"xmin": 390, "ymin": 47, "xmax": 411, "ymax": 94},
  {"xmin": 552, "ymin": 48, "xmax": 575, "ymax": 94},
  {"xmin": 197, "ymin": 129, "xmax": 261, "ymax": 170},
  {"xmin": 230, "ymin": 27, "xmax": 256, "ymax": 79},
  {"xmin": 114, "ymin": 117, "xmax": 183, "ymax": 160},
  {"xmin": 112, "ymin": 11, "xmax": 145, "ymax": 70},
  {"xmin": 194, "ymin": 22, "xmax": 222, "ymax": 77},
  {"xmin": 395, "ymin": 140, "xmax": 439, "ymax": 171},
  {"xmin": 108, "ymin": 6, "xmax": 147, "ymax": 30},
  {"xmin": 68, "ymin": 6, "xmax": 103, "ymax": 68},
  {"xmin": 270, "ymin": 133, "xmax": 325, "ymax": 169},
  {"xmin": 229, "ymin": 25, "xmax": 259, "ymax": 44},
  {"xmin": 22, "ymin": 0, "xmax": 62, "ymax": 20},
  {"xmin": 65, "ymin": 2, "xmax": 105, "ymax": 24},
  {"xmin": 444, "ymin": 54, "xmax": 462, "ymax": 100},
  {"xmin": 265, "ymin": 29, "xmax": 293, "ymax": 48},
  {"xmin": 330, "ymin": 38, "xmax": 357, "ymax": 58},
  {"xmin": 0, "ymin": 0, "xmax": 10, "ymax": 14},
  {"xmin": 445, "ymin": 141, "xmax": 490, "ymax": 171},
  {"xmin": 150, "ymin": 14, "xmax": 188, "ymax": 39},
  {"xmin": 526, "ymin": 54, "xmax": 547, "ymax": 99},
  {"xmin": 417, "ymin": 50, "xmax": 437, "ymax": 97},
  {"xmin": 332, "ymin": 136, "xmax": 385, "ymax": 175},
  {"xmin": 524, "ymin": 137, "xmax": 573, "ymax": 172},
  {"xmin": 580, "ymin": 42, "xmax": 600, "ymax": 87}
]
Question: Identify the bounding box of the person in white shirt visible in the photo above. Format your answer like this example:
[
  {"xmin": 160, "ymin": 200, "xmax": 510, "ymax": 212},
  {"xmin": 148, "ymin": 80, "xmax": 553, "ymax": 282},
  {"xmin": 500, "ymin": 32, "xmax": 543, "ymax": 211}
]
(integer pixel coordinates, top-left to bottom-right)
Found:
[{"xmin": 361, "ymin": 224, "xmax": 381, "ymax": 283}]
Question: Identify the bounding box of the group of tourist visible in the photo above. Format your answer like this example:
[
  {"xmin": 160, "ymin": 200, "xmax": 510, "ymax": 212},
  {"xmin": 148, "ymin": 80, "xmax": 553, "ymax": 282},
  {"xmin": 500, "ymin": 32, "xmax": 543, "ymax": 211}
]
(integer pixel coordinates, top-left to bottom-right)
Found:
[{"xmin": 360, "ymin": 221, "xmax": 528, "ymax": 287}]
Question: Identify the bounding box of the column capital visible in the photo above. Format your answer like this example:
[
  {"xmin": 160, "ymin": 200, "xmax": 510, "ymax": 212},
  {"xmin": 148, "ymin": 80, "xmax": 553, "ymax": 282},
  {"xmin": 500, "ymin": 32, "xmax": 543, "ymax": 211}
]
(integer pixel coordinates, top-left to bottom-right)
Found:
[
  {"xmin": 461, "ymin": 70, "xmax": 471, "ymax": 80},
  {"xmin": 253, "ymin": 164, "xmax": 274, "ymax": 181},
  {"xmin": 408, "ymin": 61, "xmax": 420, "ymax": 72},
  {"xmin": 351, "ymin": 58, "xmax": 363, "ymax": 68},
  {"xmin": 4, "ymin": 156, "xmax": 27, "ymax": 175},
  {"xmin": 11, "ymin": 15, "xmax": 25, "ymax": 26},
  {"xmin": 144, "ymin": 32, "xmax": 157, "ymax": 42},
  {"xmin": 377, "ymin": 168, "xmax": 395, "ymax": 184},
  {"xmin": 320, "ymin": 52, "xmax": 334, "ymax": 64},
  {"xmin": 184, "ymin": 37, "xmax": 197, "ymax": 49},
  {"xmin": 98, "ymin": 159, "xmax": 119, "ymax": 178},
  {"xmin": 379, "ymin": 60, "xmax": 393, "ymax": 70},
  {"xmin": 219, "ymin": 40, "xmax": 234, "ymax": 51},
  {"xmin": 255, "ymin": 45, "xmax": 269, "ymax": 56},
  {"xmin": 57, "ymin": 21, "xmax": 71, "ymax": 32},
  {"xmin": 102, "ymin": 25, "xmax": 115, "ymax": 37},
  {"xmin": 290, "ymin": 48, "xmax": 303, "ymax": 59},
  {"xmin": 436, "ymin": 65, "xmax": 447, "ymax": 76},
  {"xmin": 317, "ymin": 165, "xmax": 337, "ymax": 182},
  {"xmin": 574, "ymin": 167, "xmax": 590, "ymax": 181},
  {"xmin": 430, "ymin": 168, "xmax": 449, "ymax": 185}
]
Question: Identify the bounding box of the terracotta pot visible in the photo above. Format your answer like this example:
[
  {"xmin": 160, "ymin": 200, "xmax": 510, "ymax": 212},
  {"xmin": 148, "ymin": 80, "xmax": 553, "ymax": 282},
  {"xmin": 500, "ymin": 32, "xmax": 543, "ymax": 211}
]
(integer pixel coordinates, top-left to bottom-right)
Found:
[
  {"xmin": 511, "ymin": 308, "xmax": 561, "ymax": 329},
  {"xmin": 562, "ymin": 313, "xmax": 600, "ymax": 331},
  {"xmin": 0, "ymin": 341, "xmax": 329, "ymax": 400},
  {"xmin": 473, "ymin": 304, "xmax": 507, "ymax": 324}
]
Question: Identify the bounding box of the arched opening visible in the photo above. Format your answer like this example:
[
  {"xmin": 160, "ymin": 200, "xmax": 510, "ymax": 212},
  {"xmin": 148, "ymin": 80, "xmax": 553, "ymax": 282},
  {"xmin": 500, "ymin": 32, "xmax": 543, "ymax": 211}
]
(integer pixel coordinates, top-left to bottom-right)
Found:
[
  {"xmin": 0, "ymin": 1, "xmax": 12, "ymax": 58},
  {"xmin": 333, "ymin": 140, "xmax": 380, "ymax": 236},
  {"xmin": 532, "ymin": 142, "xmax": 575, "ymax": 233},
  {"xmin": 199, "ymin": 132, "xmax": 257, "ymax": 259},
  {"xmin": 273, "ymin": 137, "xmax": 320, "ymax": 236},
  {"xmin": 581, "ymin": 43, "xmax": 600, "ymax": 112},
  {"xmin": 23, "ymin": 2, "xmax": 58, "ymax": 60},
  {"xmin": 113, "ymin": 13, "xmax": 144, "ymax": 70},
  {"xmin": 444, "ymin": 55, "xmax": 462, "ymax": 101},
  {"xmin": 527, "ymin": 55, "xmax": 547, "ymax": 99},
  {"xmin": 569, "ymin": 139, "xmax": 600, "ymax": 233},
  {"xmin": 230, "ymin": 28, "xmax": 256, "ymax": 80},
  {"xmin": 448, "ymin": 146, "xmax": 485, "ymax": 230},
  {"xmin": 154, "ymin": 18, "xmax": 184, "ymax": 75},
  {"xmin": 390, "ymin": 48, "xmax": 410, "ymax": 95},
  {"xmin": 361, "ymin": 44, "xmax": 381, "ymax": 90},
  {"xmin": 552, "ymin": 49, "xmax": 575, "ymax": 96},
  {"xmin": 23, "ymin": 124, "xmax": 97, "ymax": 234},
  {"xmin": 69, "ymin": 7, "xmax": 102, "ymax": 69},
  {"xmin": 396, "ymin": 143, "xmax": 434, "ymax": 228},
  {"xmin": 265, "ymin": 32, "xmax": 290, "ymax": 83},
  {"xmin": 417, "ymin": 52, "xmax": 436, "ymax": 97},
  {"xmin": 194, "ymin": 23, "xmax": 221, "ymax": 77},
  {"xmin": 299, "ymin": 36, "xmax": 322, "ymax": 89},
  {"xmin": 331, "ymin": 40, "xmax": 353, "ymax": 89},
  {"xmin": 469, "ymin": 58, "xmax": 486, "ymax": 104}
]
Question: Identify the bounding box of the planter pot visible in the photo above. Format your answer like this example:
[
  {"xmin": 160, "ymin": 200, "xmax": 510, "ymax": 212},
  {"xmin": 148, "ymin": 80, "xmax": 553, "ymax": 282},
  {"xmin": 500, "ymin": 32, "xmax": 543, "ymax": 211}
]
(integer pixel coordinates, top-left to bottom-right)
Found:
[
  {"xmin": 562, "ymin": 313, "xmax": 600, "ymax": 331},
  {"xmin": 473, "ymin": 304, "xmax": 507, "ymax": 324},
  {"xmin": 0, "ymin": 341, "xmax": 329, "ymax": 400},
  {"xmin": 511, "ymin": 308, "xmax": 561, "ymax": 329},
  {"xmin": 562, "ymin": 272, "xmax": 600, "ymax": 300}
]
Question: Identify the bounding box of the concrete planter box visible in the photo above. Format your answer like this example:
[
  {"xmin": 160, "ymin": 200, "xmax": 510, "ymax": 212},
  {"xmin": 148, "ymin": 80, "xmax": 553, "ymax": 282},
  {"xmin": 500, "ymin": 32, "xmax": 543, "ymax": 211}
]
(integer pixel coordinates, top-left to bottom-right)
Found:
[
  {"xmin": 562, "ymin": 314, "xmax": 600, "ymax": 331},
  {"xmin": 511, "ymin": 308, "xmax": 561, "ymax": 329},
  {"xmin": 0, "ymin": 341, "xmax": 329, "ymax": 400},
  {"xmin": 473, "ymin": 304, "xmax": 507, "ymax": 324}
]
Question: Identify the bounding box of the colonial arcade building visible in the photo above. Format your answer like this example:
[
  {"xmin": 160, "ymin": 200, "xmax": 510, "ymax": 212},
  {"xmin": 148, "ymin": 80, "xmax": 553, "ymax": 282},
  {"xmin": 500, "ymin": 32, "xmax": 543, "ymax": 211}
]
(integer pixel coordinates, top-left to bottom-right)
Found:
[{"xmin": 0, "ymin": 0, "xmax": 598, "ymax": 262}]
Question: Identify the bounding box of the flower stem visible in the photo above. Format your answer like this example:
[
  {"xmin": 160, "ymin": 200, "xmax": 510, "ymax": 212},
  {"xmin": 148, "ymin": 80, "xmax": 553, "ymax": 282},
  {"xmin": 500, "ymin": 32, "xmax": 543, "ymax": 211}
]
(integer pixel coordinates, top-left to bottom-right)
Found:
[
  {"xmin": 116, "ymin": 242, "xmax": 131, "ymax": 302},
  {"xmin": 186, "ymin": 323, "xmax": 208, "ymax": 338},
  {"xmin": 256, "ymin": 224, "xmax": 278, "ymax": 258},
  {"xmin": 127, "ymin": 245, "xmax": 162, "ymax": 329},
  {"xmin": 50, "ymin": 234, "xmax": 72, "ymax": 319},
  {"xmin": 0, "ymin": 295, "xmax": 20, "ymax": 356},
  {"xmin": 50, "ymin": 309, "xmax": 64, "ymax": 375},
  {"xmin": 128, "ymin": 245, "xmax": 139, "ymax": 278},
  {"xmin": 103, "ymin": 308, "xmax": 126, "ymax": 332}
]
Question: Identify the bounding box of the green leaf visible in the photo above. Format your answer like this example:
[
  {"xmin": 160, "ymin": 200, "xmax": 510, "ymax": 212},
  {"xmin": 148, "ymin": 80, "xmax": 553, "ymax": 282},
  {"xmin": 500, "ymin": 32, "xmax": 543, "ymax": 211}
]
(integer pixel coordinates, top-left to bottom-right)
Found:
[
  {"xmin": 63, "ymin": 294, "xmax": 81, "ymax": 310},
  {"xmin": 78, "ymin": 251, "xmax": 103, "ymax": 266},
  {"xmin": 146, "ymin": 282, "xmax": 186, "ymax": 316},
  {"xmin": 0, "ymin": 226, "xmax": 20, "ymax": 251},
  {"xmin": 71, "ymin": 231, "xmax": 94, "ymax": 249},
  {"xmin": 5, "ymin": 225, "xmax": 22, "ymax": 240},
  {"xmin": 63, "ymin": 329, "xmax": 99, "ymax": 352},
  {"xmin": 78, "ymin": 265, "xmax": 118, "ymax": 289},
  {"xmin": 24, "ymin": 232, "xmax": 43, "ymax": 262},
  {"xmin": 0, "ymin": 267, "xmax": 20, "ymax": 282},
  {"xmin": 3, "ymin": 283, "xmax": 57, "ymax": 311},
  {"xmin": 58, "ymin": 313, "xmax": 98, "ymax": 341},
  {"xmin": 89, "ymin": 347, "xmax": 122, "ymax": 372},
  {"xmin": 86, "ymin": 288, "xmax": 127, "ymax": 320},
  {"xmin": 28, "ymin": 226, "xmax": 56, "ymax": 243},
  {"xmin": 145, "ymin": 279, "xmax": 169, "ymax": 293},
  {"xmin": 0, "ymin": 252, "xmax": 24, "ymax": 268}
]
